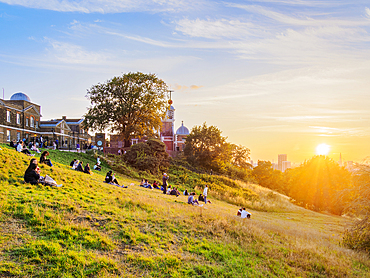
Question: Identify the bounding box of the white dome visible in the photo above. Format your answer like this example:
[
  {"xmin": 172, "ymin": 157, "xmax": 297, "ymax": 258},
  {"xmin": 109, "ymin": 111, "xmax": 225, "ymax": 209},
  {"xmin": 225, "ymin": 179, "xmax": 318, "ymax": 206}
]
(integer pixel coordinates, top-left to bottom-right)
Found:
[
  {"xmin": 10, "ymin": 92, "xmax": 31, "ymax": 102},
  {"xmin": 176, "ymin": 121, "xmax": 189, "ymax": 135}
]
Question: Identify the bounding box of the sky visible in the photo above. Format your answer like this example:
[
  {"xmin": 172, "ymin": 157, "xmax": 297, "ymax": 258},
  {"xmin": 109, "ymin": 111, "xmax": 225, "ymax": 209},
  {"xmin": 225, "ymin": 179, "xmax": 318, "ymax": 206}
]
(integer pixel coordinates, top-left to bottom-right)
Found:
[{"xmin": 1, "ymin": 0, "xmax": 370, "ymax": 163}]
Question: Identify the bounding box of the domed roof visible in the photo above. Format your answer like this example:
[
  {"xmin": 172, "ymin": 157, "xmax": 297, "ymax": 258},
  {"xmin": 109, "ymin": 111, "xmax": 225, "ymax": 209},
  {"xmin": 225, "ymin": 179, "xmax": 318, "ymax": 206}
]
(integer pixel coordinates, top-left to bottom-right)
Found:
[
  {"xmin": 10, "ymin": 92, "xmax": 31, "ymax": 102},
  {"xmin": 176, "ymin": 121, "xmax": 189, "ymax": 135}
]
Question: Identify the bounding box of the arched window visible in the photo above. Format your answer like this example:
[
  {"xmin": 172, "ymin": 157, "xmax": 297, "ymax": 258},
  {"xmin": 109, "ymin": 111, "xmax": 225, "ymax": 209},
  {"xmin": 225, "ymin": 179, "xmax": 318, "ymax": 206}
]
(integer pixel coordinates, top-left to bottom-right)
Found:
[{"xmin": 30, "ymin": 117, "xmax": 34, "ymax": 127}]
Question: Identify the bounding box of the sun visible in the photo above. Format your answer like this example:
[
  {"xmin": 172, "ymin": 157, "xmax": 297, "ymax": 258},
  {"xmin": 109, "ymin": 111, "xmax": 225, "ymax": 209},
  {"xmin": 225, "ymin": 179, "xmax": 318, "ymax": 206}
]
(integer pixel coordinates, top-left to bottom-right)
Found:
[{"xmin": 316, "ymin": 143, "xmax": 330, "ymax": 156}]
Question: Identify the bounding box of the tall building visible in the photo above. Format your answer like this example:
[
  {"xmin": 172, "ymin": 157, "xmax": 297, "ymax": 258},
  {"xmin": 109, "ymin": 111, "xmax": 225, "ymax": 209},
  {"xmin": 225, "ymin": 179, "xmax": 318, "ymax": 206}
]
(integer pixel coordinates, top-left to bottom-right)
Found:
[
  {"xmin": 282, "ymin": 161, "xmax": 291, "ymax": 172},
  {"xmin": 278, "ymin": 154, "xmax": 287, "ymax": 171}
]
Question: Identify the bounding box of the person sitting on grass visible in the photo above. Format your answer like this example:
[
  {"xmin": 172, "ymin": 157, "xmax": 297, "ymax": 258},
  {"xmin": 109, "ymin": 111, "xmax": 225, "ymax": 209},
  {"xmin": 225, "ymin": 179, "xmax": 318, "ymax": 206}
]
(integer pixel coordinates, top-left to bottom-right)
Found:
[
  {"xmin": 187, "ymin": 192, "xmax": 199, "ymax": 205},
  {"xmin": 31, "ymin": 143, "xmax": 41, "ymax": 153},
  {"xmin": 40, "ymin": 150, "xmax": 53, "ymax": 167},
  {"xmin": 144, "ymin": 180, "xmax": 152, "ymax": 189},
  {"xmin": 240, "ymin": 208, "xmax": 251, "ymax": 219},
  {"xmin": 70, "ymin": 159, "xmax": 76, "ymax": 167},
  {"xmin": 76, "ymin": 161, "xmax": 84, "ymax": 172},
  {"xmin": 198, "ymin": 193, "xmax": 204, "ymax": 202},
  {"xmin": 24, "ymin": 159, "xmax": 62, "ymax": 187},
  {"xmin": 84, "ymin": 163, "xmax": 92, "ymax": 175},
  {"xmin": 169, "ymin": 187, "xmax": 180, "ymax": 197},
  {"xmin": 140, "ymin": 179, "xmax": 145, "ymax": 187},
  {"xmin": 166, "ymin": 185, "xmax": 172, "ymax": 195},
  {"xmin": 105, "ymin": 171, "xmax": 119, "ymax": 185},
  {"xmin": 9, "ymin": 140, "xmax": 16, "ymax": 148},
  {"xmin": 152, "ymin": 180, "xmax": 160, "ymax": 189},
  {"xmin": 93, "ymin": 162, "xmax": 101, "ymax": 171},
  {"xmin": 17, "ymin": 141, "xmax": 33, "ymax": 156},
  {"xmin": 183, "ymin": 189, "xmax": 189, "ymax": 196},
  {"xmin": 237, "ymin": 208, "xmax": 242, "ymax": 217}
]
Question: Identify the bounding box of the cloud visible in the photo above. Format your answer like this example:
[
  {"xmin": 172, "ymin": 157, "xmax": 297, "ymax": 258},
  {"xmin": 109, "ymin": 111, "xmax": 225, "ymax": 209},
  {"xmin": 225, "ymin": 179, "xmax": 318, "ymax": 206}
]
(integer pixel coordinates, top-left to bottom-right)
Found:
[
  {"xmin": 0, "ymin": 0, "xmax": 207, "ymax": 13},
  {"xmin": 172, "ymin": 84, "xmax": 203, "ymax": 90},
  {"xmin": 366, "ymin": 7, "xmax": 370, "ymax": 18},
  {"xmin": 45, "ymin": 38, "xmax": 110, "ymax": 64},
  {"xmin": 175, "ymin": 18, "xmax": 256, "ymax": 39}
]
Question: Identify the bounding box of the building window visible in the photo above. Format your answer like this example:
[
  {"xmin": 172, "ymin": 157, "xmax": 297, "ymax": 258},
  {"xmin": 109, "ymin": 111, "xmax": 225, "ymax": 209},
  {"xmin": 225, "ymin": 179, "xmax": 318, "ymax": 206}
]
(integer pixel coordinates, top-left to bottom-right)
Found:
[
  {"xmin": 26, "ymin": 118, "xmax": 29, "ymax": 126},
  {"xmin": 16, "ymin": 114, "xmax": 20, "ymax": 124},
  {"xmin": 6, "ymin": 130, "xmax": 10, "ymax": 141},
  {"xmin": 30, "ymin": 117, "xmax": 34, "ymax": 127},
  {"xmin": 17, "ymin": 132, "xmax": 20, "ymax": 141},
  {"xmin": 6, "ymin": 111, "xmax": 11, "ymax": 122},
  {"xmin": 36, "ymin": 121, "xmax": 38, "ymax": 128},
  {"xmin": 131, "ymin": 139, "xmax": 138, "ymax": 145}
]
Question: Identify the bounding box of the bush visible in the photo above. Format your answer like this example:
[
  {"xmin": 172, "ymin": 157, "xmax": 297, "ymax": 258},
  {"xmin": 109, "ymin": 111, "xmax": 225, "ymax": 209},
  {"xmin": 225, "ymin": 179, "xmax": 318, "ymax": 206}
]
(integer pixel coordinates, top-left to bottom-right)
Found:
[
  {"xmin": 343, "ymin": 216, "xmax": 370, "ymax": 254},
  {"xmin": 124, "ymin": 138, "xmax": 169, "ymax": 174}
]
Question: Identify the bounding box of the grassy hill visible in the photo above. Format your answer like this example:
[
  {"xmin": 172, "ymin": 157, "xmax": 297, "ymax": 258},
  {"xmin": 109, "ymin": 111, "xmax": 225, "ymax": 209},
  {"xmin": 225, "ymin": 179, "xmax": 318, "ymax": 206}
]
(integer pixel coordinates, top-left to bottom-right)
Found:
[{"xmin": 0, "ymin": 145, "xmax": 369, "ymax": 277}]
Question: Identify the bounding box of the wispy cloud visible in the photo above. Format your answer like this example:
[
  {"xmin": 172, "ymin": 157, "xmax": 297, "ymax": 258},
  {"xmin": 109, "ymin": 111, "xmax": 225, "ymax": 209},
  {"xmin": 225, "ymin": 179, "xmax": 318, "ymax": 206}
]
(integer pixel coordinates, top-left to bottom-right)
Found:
[
  {"xmin": 175, "ymin": 18, "xmax": 257, "ymax": 39},
  {"xmin": 44, "ymin": 38, "xmax": 110, "ymax": 64},
  {"xmin": 0, "ymin": 0, "xmax": 207, "ymax": 13}
]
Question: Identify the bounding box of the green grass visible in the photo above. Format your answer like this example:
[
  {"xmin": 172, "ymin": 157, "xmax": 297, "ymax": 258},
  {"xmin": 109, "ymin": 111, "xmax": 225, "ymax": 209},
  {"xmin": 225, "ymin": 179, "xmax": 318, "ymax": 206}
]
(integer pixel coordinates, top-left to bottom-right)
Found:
[{"xmin": 0, "ymin": 144, "xmax": 369, "ymax": 277}]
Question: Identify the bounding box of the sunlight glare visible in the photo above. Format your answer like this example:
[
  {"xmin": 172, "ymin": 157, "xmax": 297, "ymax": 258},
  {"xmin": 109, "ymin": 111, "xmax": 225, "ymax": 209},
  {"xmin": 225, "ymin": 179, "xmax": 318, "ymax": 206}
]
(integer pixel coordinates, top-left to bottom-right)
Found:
[{"xmin": 316, "ymin": 143, "xmax": 330, "ymax": 155}]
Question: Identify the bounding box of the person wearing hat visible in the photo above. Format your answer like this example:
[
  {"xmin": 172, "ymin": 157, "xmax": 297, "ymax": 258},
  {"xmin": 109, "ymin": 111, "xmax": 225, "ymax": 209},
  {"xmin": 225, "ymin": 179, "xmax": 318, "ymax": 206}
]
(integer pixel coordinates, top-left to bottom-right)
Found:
[{"xmin": 162, "ymin": 173, "xmax": 169, "ymax": 194}]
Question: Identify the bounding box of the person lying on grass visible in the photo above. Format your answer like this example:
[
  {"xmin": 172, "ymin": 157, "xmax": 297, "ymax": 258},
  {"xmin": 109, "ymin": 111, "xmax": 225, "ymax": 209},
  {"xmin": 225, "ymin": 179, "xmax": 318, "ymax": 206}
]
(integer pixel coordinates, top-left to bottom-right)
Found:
[
  {"xmin": 24, "ymin": 158, "xmax": 62, "ymax": 187},
  {"xmin": 40, "ymin": 151, "xmax": 53, "ymax": 167},
  {"xmin": 187, "ymin": 192, "xmax": 200, "ymax": 205}
]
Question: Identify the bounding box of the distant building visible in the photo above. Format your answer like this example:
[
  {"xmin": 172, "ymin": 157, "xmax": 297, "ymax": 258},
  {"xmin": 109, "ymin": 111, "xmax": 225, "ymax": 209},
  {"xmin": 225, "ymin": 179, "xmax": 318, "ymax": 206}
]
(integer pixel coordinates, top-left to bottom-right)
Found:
[
  {"xmin": 282, "ymin": 161, "xmax": 291, "ymax": 172},
  {"xmin": 0, "ymin": 92, "xmax": 41, "ymax": 143},
  {"xmin": 277, "ymin": 154, "xmax": 291, "ymax": 172},
  {"xmin": 174, "ymin": 121, "xmax": 189, "ymax": 152},
  {"xmin": 0, "ymin": 91, "xmax": 91, "ymax": 148},
  {"xmin": 106, "ymin": 100, "xmax": 190, "ymax": 156},
  {"xmin": 39, "ymin": 116, "xmax": 91, "ymax": 148},
  {"xmin": 278, "ymin": 154, "xmax": 287, "ymax": 171}
]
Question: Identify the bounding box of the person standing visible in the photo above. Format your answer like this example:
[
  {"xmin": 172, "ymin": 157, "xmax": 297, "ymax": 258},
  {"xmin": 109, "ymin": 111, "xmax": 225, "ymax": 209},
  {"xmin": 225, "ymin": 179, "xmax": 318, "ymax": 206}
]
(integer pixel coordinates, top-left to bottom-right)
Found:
[
  {"xmin": 162, "ymin": 173, "xmax": 169, "ymax": 194},
  {"xmin": 203, "ymin": 185, "xmax": 208, "ymax": 204}
]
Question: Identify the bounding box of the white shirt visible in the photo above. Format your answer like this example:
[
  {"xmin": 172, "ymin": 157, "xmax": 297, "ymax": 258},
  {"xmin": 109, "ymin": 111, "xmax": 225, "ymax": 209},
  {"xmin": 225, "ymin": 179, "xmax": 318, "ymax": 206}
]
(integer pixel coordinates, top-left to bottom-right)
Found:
[
  {"xmin": 241, "ymin": 210, "xmax": 251, "ymax": 219},
  {"xmin": 17, "ymin": 144, "xmax": 22, "ymax": 152},
  {"xmin": 203, "ymin": 187, "xmax": 208, "ymax": 196}
]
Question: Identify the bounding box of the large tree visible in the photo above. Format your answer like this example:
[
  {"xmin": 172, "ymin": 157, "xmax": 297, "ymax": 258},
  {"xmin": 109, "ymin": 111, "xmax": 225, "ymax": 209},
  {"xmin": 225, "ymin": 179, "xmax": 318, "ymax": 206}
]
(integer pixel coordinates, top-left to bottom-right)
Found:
[
  {"xmin": 84, "ymin": 72, "xmax": 168, "ymax": 146},
  {"xmin": 184, "ymin": 123, "xmax": 229, "ymax": 170}
]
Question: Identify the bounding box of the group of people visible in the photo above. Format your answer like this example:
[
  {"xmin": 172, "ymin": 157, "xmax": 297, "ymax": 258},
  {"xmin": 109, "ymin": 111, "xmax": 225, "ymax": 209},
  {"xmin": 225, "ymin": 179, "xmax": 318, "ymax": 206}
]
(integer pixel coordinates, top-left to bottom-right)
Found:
[
  {"xmin": 70, "ymin": 159, "xmax": 92, "ymax": 175},
  {"xmin": 23, "ymin": 156, "xmax": 61, "ymax": 187}
]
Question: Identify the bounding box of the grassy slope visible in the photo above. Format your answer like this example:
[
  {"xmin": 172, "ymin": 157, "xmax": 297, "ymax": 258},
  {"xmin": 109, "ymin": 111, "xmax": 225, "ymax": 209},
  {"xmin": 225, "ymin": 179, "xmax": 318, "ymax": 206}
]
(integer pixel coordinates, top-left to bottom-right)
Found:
[{"xmin": 0, "ymin": 145, "xmax": 369, "ymax": 277}]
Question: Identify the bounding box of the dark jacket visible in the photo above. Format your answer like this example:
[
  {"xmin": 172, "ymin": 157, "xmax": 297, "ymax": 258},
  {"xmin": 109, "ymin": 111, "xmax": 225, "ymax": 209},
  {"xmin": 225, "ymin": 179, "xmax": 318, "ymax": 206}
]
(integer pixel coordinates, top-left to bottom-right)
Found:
[
  {"xmin": 84, "ymin": 165, "xmax": 91, "ymax": 174},
  {"xmin": 76, "ymin": 163, "xmax": 83, "ymax": 172},
  {"xmin": 24, "ymin": 170, "xmax": 40, "ymax": 185},
  {"xmin": 105, "ymin": 173, "xmax": 113, "ymax": 183}
]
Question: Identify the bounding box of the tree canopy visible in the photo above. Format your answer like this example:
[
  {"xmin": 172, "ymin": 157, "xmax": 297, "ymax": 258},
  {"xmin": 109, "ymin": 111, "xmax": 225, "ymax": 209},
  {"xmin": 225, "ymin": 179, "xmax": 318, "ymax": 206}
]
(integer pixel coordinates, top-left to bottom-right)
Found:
[
  {"xmin": 286, "ymin": 155, "xmax": 352, "ymax": 214},
  {"xmin": 183, "ymin": 123, "xmax": 251, "ymax": 174},
  {"xmin": 184, "ymin": 123, "xmax": 228, "ymax": 170},
  {"xmin": 124, "ymin": 138, "xmax": 169, "ymax": 174},
  {"xmin": 84, "ymin": 72, "xmax": 168, "ymax": 146}
]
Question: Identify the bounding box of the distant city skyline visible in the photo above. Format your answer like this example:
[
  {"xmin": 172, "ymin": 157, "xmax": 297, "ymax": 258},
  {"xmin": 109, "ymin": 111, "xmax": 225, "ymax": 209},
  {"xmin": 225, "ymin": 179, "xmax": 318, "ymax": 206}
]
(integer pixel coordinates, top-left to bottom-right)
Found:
[{"xmin": 1, "ymin": 0, "xmax": 370, "ymax": 163}]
